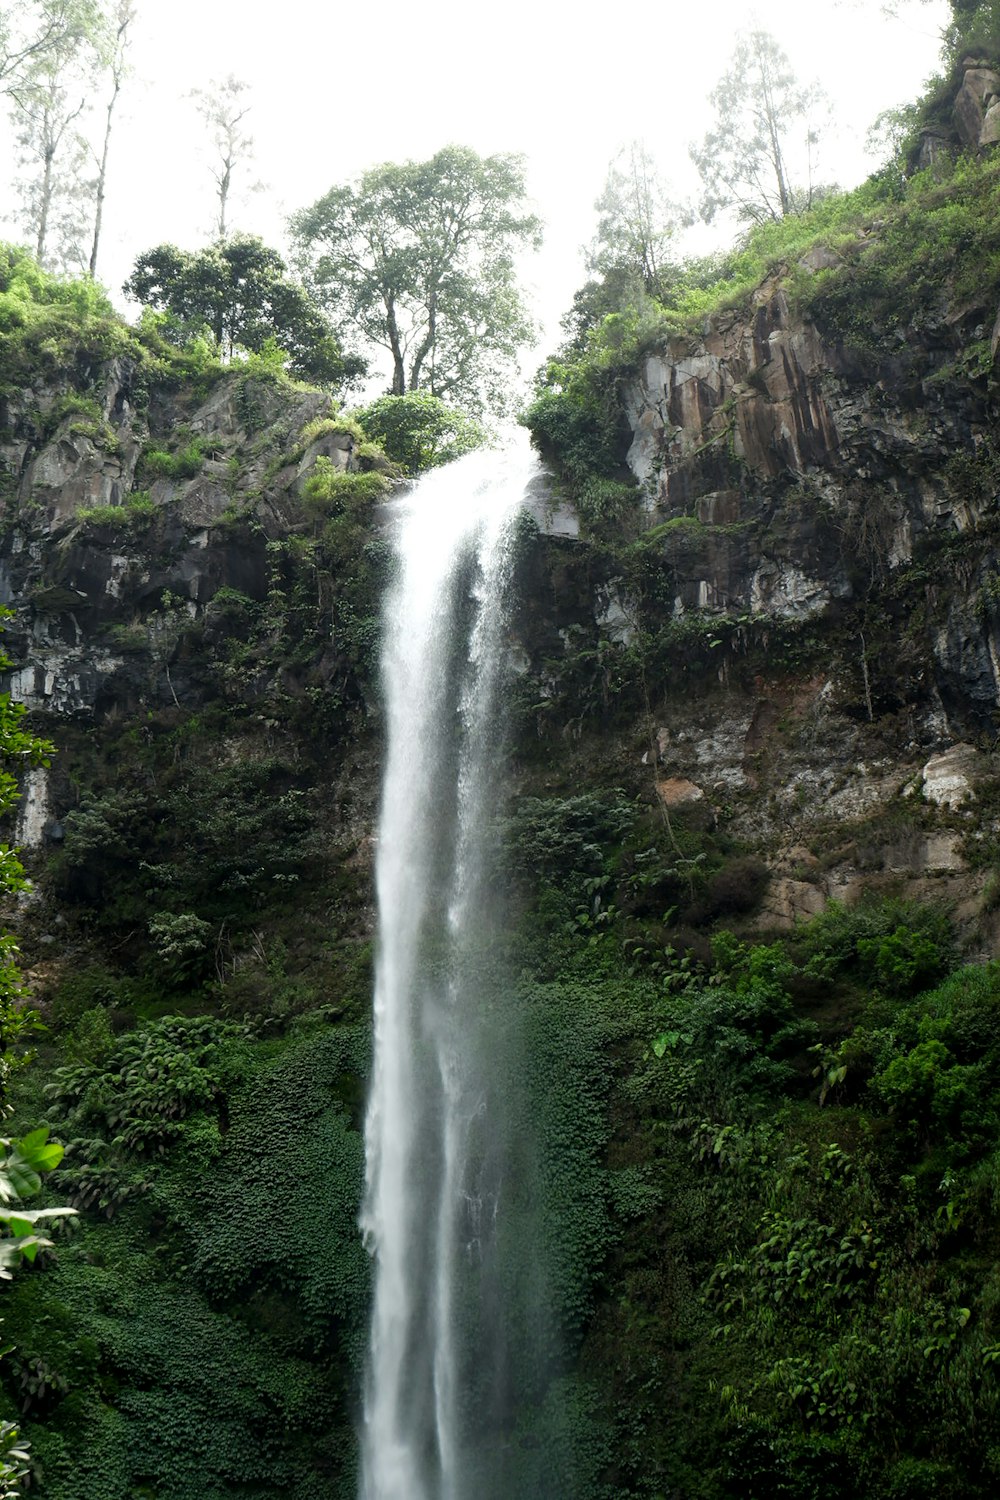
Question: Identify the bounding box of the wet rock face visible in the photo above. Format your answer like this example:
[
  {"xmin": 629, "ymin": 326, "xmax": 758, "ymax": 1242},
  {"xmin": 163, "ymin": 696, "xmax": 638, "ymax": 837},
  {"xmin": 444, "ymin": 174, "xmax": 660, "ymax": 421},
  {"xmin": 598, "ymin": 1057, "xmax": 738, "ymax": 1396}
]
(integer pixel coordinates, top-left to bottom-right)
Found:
[
  {"xmin": 618, "ymin": 261, "xmax": 1000, "ymax": 715},
  {"xmin": 0, "ymin": 366, "xmax": 355, "ymax": 719}
]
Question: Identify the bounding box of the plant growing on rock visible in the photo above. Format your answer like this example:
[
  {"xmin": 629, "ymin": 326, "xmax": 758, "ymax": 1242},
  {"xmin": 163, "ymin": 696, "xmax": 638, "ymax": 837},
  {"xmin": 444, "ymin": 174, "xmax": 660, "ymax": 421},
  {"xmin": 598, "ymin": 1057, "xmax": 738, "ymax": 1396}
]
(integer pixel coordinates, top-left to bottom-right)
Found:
[{"xmin": 355, "ymin": 391, "xmax": 486, "ymax": 474}]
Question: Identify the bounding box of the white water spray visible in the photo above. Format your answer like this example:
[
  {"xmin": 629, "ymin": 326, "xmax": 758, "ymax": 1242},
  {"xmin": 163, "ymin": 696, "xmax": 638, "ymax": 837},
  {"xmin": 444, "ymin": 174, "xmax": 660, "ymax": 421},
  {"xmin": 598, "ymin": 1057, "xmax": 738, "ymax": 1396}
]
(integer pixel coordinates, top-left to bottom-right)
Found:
[{"xmin": 360, "ymin": 442, "xmax": 539, "ymax": 1500}]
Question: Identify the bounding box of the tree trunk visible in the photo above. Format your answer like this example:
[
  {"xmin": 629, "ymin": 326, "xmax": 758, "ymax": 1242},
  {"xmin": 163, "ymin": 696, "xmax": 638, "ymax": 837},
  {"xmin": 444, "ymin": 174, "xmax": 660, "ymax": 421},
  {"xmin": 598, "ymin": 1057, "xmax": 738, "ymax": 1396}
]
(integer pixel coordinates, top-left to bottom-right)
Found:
[
  {"xmin": 217, "ymin": 155, "xmax": 232, "ymax": 241},
  {"xmin": 90, "ymin": 7, "xmax": 131, "ymax": 277},
  {"xmin": 36, "ymin": 133, "xmax": 55, "ymax": 263},
  {"xmin": 89, "ymin": 80, "xmax": 118, "ymax": 275},
  {"xmin": 385, "ymin": 297, "xmax": 405, "ymax": 394},
  {"xmin": 408, "ymin": 292, "xmax": 436, "ymax": 392}
]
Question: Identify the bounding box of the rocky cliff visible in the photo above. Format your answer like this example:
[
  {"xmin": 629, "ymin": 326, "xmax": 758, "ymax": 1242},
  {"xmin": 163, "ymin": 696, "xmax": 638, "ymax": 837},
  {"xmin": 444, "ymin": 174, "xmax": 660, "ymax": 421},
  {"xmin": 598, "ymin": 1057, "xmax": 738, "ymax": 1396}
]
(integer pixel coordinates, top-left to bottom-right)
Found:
[{"xmin": 517, "ymin": 127, "xmax": 1000, "ymax": 942}]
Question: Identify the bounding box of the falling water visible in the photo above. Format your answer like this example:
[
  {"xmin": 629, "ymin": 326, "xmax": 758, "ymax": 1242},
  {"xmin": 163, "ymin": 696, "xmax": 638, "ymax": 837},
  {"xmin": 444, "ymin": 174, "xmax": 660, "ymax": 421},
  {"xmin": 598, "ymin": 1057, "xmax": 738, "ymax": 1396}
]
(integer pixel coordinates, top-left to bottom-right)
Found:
[{"xmin": 360, "ymin": 441, "xmax": 540, "ymax": 1500}]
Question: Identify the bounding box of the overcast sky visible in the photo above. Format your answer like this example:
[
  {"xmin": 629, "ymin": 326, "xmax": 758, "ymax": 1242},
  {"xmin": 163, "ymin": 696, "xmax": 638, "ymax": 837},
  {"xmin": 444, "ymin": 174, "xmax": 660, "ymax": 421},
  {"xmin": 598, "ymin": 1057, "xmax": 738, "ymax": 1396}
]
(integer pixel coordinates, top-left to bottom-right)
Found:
[{"xmin": 0, "ymin": 0, "xmax": 951, "ymax": 386}]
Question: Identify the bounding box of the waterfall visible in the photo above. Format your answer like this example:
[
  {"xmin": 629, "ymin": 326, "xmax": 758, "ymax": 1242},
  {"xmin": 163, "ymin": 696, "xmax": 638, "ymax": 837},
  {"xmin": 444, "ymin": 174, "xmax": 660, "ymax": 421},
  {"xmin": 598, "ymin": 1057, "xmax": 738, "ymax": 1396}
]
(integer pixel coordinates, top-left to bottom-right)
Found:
[{"xmin": 359, "ymin": 441, "xmax": 539, "ymax": 1500}]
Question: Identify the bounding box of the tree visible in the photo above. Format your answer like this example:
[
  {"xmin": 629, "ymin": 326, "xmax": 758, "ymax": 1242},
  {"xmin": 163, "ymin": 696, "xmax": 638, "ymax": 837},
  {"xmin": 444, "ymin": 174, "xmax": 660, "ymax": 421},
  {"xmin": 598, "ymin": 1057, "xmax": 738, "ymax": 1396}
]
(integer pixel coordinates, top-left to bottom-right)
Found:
[
  {"xmin": 0, "ymin": 0, "xmax": 89, "ymax": 102},
  {"xmin": 124, "ymin": 235, "xmax": 366, "ymax": 388},
  {"xmin": 590, "ymin": 142, "xmax": 686, "ymax": 302},
  {"xmin": 87, "ymin": 0, "xmax": 133, "ymax": 277},
  {"xmin": 190, "ymin": 74, "xmax": 258, "ymax": 242},
  {"xmin": 690, "ymin": 29, "xmax": 826, "ymax": 225},
  {"xmin": 356, "ymin": 391, "xmax": 486, "ymax": 474},
  {"xmin": 9, "ymin": 0, "xmax": 108, "ymax": 269},
  {"xmin": 558, "ymin": 142, "xmax": 688, "ymax": 352},
  {"xmin": 291, "ymin": 145, "xmax": 542, "ymax": 417}
]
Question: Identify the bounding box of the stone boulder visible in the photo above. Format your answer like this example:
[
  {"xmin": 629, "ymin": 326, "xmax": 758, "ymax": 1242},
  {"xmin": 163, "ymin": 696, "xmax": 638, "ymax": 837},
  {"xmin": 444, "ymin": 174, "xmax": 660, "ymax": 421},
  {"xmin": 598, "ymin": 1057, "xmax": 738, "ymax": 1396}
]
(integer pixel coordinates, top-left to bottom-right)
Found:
[
  {"xmin": 953, "ymin": 60, "xmax": 1000, "ymax": 150},
  {"xmin": 920, "ymin": 743, "xmax": 979, "ymax": 808}
]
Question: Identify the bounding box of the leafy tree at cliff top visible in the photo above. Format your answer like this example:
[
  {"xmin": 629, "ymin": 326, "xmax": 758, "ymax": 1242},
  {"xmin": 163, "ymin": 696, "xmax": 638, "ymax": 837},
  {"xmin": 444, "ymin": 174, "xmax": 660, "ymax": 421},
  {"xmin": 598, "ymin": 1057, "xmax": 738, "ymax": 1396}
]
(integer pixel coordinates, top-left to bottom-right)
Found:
[
  {"xmin": 290, "ymin": 145, "xmax": 542, "ymax": 418},
  {"xmin": 690, "ymin": 28, "xmax": 830, "ymax": 225},
  {"xmin": 123, "ymin": 235, "xmax": 366, "ymax": 390},
  {"xmin": 355, "ymin": 391, "xmax": 486, "ymax": 474}
]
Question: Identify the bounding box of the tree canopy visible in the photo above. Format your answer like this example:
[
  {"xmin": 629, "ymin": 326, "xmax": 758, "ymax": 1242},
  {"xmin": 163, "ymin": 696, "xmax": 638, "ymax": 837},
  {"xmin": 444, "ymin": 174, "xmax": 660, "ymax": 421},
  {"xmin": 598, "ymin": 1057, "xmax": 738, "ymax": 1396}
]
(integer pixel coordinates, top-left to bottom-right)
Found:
[
  {"xmin": 8, "ymin": 0, "xmax": 111, "ymax": 269},
  {"xmin": 590, "ymin": 142, "xmax": 686, "ymax": 302},
  {"xmin": 290, "ymin": 145, "xmax": 542, "ymax": 418},
  {"xmin": 123, "ymin": 235, "xmax": 365, "ymax": 389}
]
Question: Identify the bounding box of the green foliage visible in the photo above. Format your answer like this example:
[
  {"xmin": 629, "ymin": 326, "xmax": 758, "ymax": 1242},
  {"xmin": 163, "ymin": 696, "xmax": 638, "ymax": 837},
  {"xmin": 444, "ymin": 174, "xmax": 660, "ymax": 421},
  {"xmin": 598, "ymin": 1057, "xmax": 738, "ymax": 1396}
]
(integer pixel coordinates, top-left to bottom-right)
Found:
[
  {"xmin": 75, "ymin": 490, "xmax": 155, "ymax": 531},
  {"xmin": 141, "ymin": 438, "xmax": 204, "ymax": 481},
  {"xmin": 55, "ymin": 747, "xmax": 317, "ymax": 939},
  {"xmin": 522, "ymin": 365, "xmax": 631, "ymax": 484},
  {"xmin": 943, "ymin": 0, "xmax": 1000, "ymax": 65},
  {"xmin": 124, "ymin": 237, "xmax": 365, "ymax": 390},
  {"xmin": 354, "ymin": 391, "xmax": 487, "ymax": 473},
  {"xmin": 806, "ymin": 154, "xmax": 1000, "ymax": 346},
  {"xmin": 6, "ymin": 1024, "xmax": 371, "ymax": 1498},
  {"xmin": 624, "ymin": 907, "xmax": 1000, "ymax": 1497},
  {"xmin": 795, "ymin": 897, "xmax": 953, "ymax": 997},
  {"xmin": 505, "ymin": 790, "xmax": 635, "ymax": 892},
  {"xmin": 299, "ymin": 459, "xmax": 388, "ymax": 511},
  {"xmin": 146, "ymin": 913, "xmax": 213, "ymax": 988},
  {"xmin": 291, "ymin": 145, "xmax": 541, "ymax": 417},
  {"xmin": 0, "ymin": 1127, "xmax": 75, "ymax": 1497},
  {"xmin": 0, "ymin": 610, "xmax": 54, "ymax": 1099},
  {"xmin": 0, "ymin": 244, "xmax": 130, "ymax": 396},
  {"xmin": 296, "ymin": 413, "xmax": 366, "ymax": 450},
  {"xmin": 0, "ymin": 1130, "xmax": 75, "ymax": 1277}
]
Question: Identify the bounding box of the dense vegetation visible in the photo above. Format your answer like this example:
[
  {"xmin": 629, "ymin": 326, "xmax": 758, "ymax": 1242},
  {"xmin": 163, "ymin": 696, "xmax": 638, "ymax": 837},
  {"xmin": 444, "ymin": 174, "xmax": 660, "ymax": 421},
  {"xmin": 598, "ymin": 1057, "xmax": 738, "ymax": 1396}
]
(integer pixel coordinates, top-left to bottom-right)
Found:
[{"xmin": 495, "ymin": 785, "xmax": 1000, "ymax": 1497}]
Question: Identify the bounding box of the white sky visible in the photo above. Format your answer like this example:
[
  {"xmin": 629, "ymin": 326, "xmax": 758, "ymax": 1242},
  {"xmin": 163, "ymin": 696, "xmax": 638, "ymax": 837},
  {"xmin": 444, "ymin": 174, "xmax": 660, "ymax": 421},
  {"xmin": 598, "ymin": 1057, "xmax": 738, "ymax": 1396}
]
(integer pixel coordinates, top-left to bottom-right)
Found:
[{"xmin": 0, "ymin": 0, "xmax": 951, "ymax": 388}]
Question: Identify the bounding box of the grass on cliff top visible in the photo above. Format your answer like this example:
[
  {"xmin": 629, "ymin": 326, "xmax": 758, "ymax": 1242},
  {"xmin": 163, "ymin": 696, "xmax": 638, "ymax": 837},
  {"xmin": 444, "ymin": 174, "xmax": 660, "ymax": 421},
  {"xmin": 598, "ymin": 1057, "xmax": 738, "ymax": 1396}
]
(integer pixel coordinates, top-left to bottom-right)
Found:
[
  {"xmin": 600, "ymin": 149, "xmax": 1000, "ymax": 351},
  {"xmin": 0, "ymin": 244, "xmax": 133, "ymax": 393},
  {"xmin": 526, "ymin": 146, "xmax": 1000, "ymax": 486}
]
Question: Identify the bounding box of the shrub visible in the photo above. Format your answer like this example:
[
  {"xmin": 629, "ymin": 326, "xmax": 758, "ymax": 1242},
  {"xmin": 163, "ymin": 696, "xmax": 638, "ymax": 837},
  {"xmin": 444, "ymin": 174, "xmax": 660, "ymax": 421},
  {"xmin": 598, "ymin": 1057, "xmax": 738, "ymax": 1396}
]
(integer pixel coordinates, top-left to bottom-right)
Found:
[
  {"xmin": 300, "ymin": 459, "xmax": 388, "ymax": 510},
  {"xmin": 354, "ymin": 391, "xmax": 487, "ymax": 474},
  {"xmin": 141, "ymin": 438, "xmax": 204, "ymax": 481}
]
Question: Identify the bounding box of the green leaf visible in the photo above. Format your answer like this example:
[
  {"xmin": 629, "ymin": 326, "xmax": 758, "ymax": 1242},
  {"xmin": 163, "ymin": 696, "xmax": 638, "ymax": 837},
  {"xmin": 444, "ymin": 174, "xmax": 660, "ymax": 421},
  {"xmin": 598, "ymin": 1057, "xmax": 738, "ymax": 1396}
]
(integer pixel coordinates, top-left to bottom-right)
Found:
[{"xmin": 2, "ymin": 1158, "xmax": 41, "ymax": 1199}]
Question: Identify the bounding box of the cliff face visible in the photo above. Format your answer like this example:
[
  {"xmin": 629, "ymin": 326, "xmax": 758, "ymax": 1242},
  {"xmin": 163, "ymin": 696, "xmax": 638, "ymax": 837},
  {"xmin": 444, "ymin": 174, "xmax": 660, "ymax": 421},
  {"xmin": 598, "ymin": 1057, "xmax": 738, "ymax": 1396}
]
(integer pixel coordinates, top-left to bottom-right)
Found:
[
  {"xmin": 1, "ymin": 363, "xmax": 361, "ymax": 722},
  {"xmin": 623, "ymin": 275, "xmax": 994, "ymax": 654},
  {"xmin": 5, "ymin": 298, "xmax": 1000, "ymax": 943},
  {"xmin": 514, "ymin": 211, "xmax": 1000, "ymax": 938}
]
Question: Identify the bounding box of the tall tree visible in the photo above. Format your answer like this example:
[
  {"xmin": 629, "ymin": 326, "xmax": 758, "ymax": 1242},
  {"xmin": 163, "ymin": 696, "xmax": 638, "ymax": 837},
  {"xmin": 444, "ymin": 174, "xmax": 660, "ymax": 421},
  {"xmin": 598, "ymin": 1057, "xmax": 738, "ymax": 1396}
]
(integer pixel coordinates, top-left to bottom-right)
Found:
[
  {"xmin": 87, "ymin": 0, "xmax": 133, "ymax": 276},
  {"xmin": 190, "ymin": 74, "xmax": 257, "ymax": 242},
  {"xmin": 11, "ymin": 1, "xmax": 107, "ymax": 268},
  {"xmin": 590, "ymin": 142, "xmax": 685, "ymax": 301},
  {"xmin": 291, "ymin": 145, "xmax": 542, "ymax": 417},
  {"xmin": 690, "ymin": 29, "xmax": 825, "ymax": 225},
  {"xmin": 124, "ymin": 235, "xmax": 366, "ymax": 388}
]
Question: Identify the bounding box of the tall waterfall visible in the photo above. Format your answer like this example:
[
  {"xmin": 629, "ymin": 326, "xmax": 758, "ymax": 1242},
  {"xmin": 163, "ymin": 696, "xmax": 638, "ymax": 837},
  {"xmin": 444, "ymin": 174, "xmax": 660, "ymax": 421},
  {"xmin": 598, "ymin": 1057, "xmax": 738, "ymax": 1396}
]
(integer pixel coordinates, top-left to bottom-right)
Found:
[{"xmin": 360, "ymin": 442, "xmax": 540, "ymax": 1500}]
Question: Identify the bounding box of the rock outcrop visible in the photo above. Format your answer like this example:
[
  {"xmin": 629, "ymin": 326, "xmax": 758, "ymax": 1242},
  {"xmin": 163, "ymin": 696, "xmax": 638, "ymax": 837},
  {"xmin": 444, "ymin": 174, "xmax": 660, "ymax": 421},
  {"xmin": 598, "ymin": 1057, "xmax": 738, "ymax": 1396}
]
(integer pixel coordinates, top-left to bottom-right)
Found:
[
  {"xmin": 0, "ymin": 367, "xmax": 364, "ymax": 719},
  {"xmin": 619, "ymin": 269, "xmax": 1000, "ymax": 718}
]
